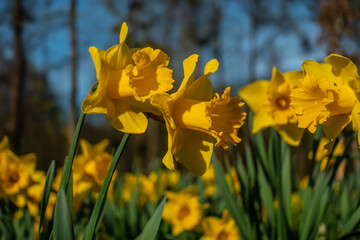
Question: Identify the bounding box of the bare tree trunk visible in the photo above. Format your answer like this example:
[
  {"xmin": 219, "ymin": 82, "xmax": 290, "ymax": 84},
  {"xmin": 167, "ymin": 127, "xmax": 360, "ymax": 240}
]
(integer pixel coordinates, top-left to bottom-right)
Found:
[
  {"xmin": 8, "ymin": 0, "xmax": 26, "ymax": 152},
  {"xmin": 68, "ymin": 0, "xmax": 77, "ymax": 142}
]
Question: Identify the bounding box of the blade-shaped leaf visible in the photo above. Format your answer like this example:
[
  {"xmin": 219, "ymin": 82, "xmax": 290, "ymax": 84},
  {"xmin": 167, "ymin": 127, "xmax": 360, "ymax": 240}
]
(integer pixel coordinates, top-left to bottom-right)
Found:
[
  {"xmin": 213, "ymin": 157, "xmax": 249, "ymax": 239},
  {"xmin": 37, "ymin": 160, "xmax": 55, "ymax": 240},
  {"xmin": 84, "ymin": 133, "xmax": 130, "ymax": 240},
  {"xmin": 53, "ymin": 187, "xmax": 75, "ymax": 240},
  {"xmin": 135, "ymin": 196, "xmax": 167, "ymax": 240}
]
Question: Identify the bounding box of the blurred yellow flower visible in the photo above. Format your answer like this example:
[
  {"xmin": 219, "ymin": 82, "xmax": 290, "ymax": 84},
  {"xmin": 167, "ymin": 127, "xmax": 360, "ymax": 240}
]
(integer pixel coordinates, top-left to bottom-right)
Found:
[
  {"xmin": 120, "ymin": 172, "xmax": 165, "ymax": 205},
  {"xmin": 75, "ymin": 139, "xmax": 113, "ymax": 190},
  {"xmin": 225, "ymin": 167, "xmax": 240, "ymax": 194},
  {"xmin": 164, "ymin": 169, "xmax": 180, "ymax": 190},
  {"xmin": 163, "ymin": 186, "xmax": 206, "ymax": 236},
  {"xmin": 299, "ymin": 176, "xmax": 309, "ymax": 189},
  {"xmin": 290, "ymin": 54, "xmax": 360, "ymax": 151},
  {"xmin": 200, "ymin": 210, "xmax": 240, "ymax": 240},
  {"xmin": 308, "ymin": 137, "xmax": 345, "ymax": 171},
  {"xmin": 81, "ymin": 22, "xmax": 174, "ymax": 134},
  {"xmin": 151, "ymin": 54, "xmax": 246, "ymax": 175},
  {"xmin": 0, "ymin": 136, "xmax": 9, "ymax": 152},
  {"xmin": 291, "ymin": 193, "xmax": 303, "ymax": 217},
  {"xmin": 0, "ymin": 150, "xmax": 37, "ymax": 207},
  {"xmin": 26, "ymin": 183, "xmax": 44, "ymax": 217},
  {"xmin": 239, "ymin": 67, "xmax": 304, "ymax": 146},
  {"xmin": 201, "ymin": 164, "xmax": 216, "ymax": 197}
]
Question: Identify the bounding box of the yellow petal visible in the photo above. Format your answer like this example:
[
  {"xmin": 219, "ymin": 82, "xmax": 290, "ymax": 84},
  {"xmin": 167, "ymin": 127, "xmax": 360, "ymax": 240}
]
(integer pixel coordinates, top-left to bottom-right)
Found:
[
  {"xmin": 20, "ymin": 153, "xmax": 37, "ymax": 172},
  {"xmin": 174, "ymin": 129, "xmax": 213, "ymax": 176},
  {"xmin": 290, "ymin": 74, "xmax": 332, "ymax": 133},
  {"xmin": 89, "ymin": 47, "xmax": 106, "ymax": 81},
  {"xmin": 276, "ymin": 123, "xmax": 304, "ymax": 146},
  {"xmin": 177, "ymin": 54, "xmax": 199, "ymax": 94},
  {"xmin": 184, "ymin": 77, "xmax": 214, "ymax": 101},
  {"xmin": 103, "ymin": 44, "xmax": 132, "ymax": 71},
  {"xmin": 323, "ymin": 113, "xmax": 351, "ymax": 141},
  {"xmin": 162, "ymin": 121, "xmax": 176, "ymax": 170},
  {"xmin": 150, "ymin": 93, "xmax": 176, "ymax": 129},
  {"xmin": 325, "ymin": 54, "xmax": 360, "ymax": 87},
  {"xmin": 0, "ymin": 136, "xmax": 9, "ymax": 151},
  {"xmin": 204, "ymin": 59, "xmax": 219, "ymax": 75},
  {"xmin": 351, "ymin": 102, "xmax": 360, "ymax": 145},
  {"xmin": 268, "ymin": 67, "xmax": 285, "ymax": 92},
  {"xmin": 131, "ymin": 47, "xmax": 174, "ymax": 101},
  {"xmin": 94, "ymin": 139, "xmax": 110, "ymax": 153},
  {"xmin": 106, "ymin": 99, "xmax": 148, "ymax": 134},
  {"xmin": 284, "ymin": 70, "xmax": 303, "ymax": 87},
  {"xmin": 252, "ymin": 109, "xmax": 275, "ymax": 133},
  {"xmin": 119, "ymin": 22, "xmax": 128, "ymax": 44},
  {"xmin": 302, "ymin": 60, "xmax": 341, "ymax": 86},
  {"xmin": 238, "ymin": 80, "xmax": 269, "ymax": 113},
  {"xmin": 81, "ymin": 82, "xmax": 115, "ymax": 116}
]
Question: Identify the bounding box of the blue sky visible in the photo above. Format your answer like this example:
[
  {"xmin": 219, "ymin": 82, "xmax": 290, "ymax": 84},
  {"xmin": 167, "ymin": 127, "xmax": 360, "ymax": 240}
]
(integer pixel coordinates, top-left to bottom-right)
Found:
[{"xmin": 16, "ymin": 0, "xmax": 327, "ymax": 117}]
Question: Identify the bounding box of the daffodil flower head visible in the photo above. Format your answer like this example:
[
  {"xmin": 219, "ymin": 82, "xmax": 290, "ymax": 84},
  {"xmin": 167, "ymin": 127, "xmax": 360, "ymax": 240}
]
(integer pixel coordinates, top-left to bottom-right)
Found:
[
  {"xmin": 81, "ymin": 22, "xmax": 174, "ymax": 134},
  {"xmin": 290, "ymin": 54, "xmax": 359, "ymax": 151},
  {"xmin": 200, "ymin": 209, "xmax": 240, "ymax": 240},
  {"xmin": 239, "ymin": 67, "xmax": 304, "ymax": 146},
  {"xmin": 151, "ymin": 54, "xmax": 246, "ymax": 175},
  {"xmin": 162, "ymin": 186, "xmax": 206, "ymax": 236},
  {"xmin": 0, "ymin": 150, "xmax": 37, "ymax": 207}
]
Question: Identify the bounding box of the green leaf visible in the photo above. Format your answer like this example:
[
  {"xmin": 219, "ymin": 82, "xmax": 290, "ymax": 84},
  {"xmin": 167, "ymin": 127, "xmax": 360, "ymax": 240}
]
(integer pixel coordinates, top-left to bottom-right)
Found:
[
  {"xmin": 37, "ymin": 160, "xmax": 55, "ymax": 240},
  {"xmin": 341, "ymin": 205, "xmax": 360, "ymax": 236},
  {"xmin": 84, "ymin": 133, "xmax": 130, "ymax": 240},
  {"xmin": 300, "ymin": 174, "xmax": 329, "ymax": 240},
  {"xmin": 59, "ymin": 113, "xmax": 86, "ymax": 196},
  {"xmin": 213, "ymin": 157, "xmax": 249, "ymax": 239},
  {"xmin": 253, "ymin": 131, "xmax": 269, "ymax": 173},
  {"xmin": 53, "ymin": 187, "xmax": 75, "ymax": 240},
  {"xmin": 135, "ymin": 196, "xmax": 167, "ymax": 240},
  {"xmin": 128, "ymin": 190, "xmax": 138, "ymax": 237},
  {"xmin": 258, "ymin": 163, "xmax": 275, "ymax": 224},
  {"xmin": 281, "ymin": 147, "xmax": 293, "ymax": 230},
  {"xmin": 245, "ymin": 142, "xmax": 255, "ymax": 182}
]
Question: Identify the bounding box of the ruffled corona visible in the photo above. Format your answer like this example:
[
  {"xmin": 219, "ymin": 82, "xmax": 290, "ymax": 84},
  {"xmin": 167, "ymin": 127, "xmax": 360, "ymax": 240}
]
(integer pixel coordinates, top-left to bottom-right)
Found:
[
  {"xmin": 151, "ymin": 54, "xmax": 246, "ymax": 175},
  {"xmin": 81, "ymin": 22, "xmax": 174, "ymax": 134},
  {"xmin": 290, "ymin": 55, "xmax": 359, "ymax": 149},
  {"xmin": 290, "ymin": 73, "xmax": 334, "ymax": 133},
  {"xmin": 239, "ymin": 67, "xmax": 304, "ymax": 146}
]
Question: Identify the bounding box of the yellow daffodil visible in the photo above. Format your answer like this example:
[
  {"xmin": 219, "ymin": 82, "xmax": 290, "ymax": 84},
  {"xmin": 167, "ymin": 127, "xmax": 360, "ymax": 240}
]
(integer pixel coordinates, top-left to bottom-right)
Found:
[
  {"xmin": 299, "ymin": 176, "xmax": 309, "ymax": 189},
  {"xmin": 120, "ymin": 172, "xmax": 164, "ymax": 205},
  {"xmin": 0, "ymin": 136, "xmax": 9, "ymax": 152},
  {"xmin": 239, "ymin": 67, "xmax": 304, "ymax": 146},
  {"xmin": 164, "ymin": 169, "xmax": 180, "ymax": 190},
  {"xmin": 26, "ymin": 183, "xmax": 44, "ymax": 217},
  {"xmin": 225, "ymin": 167, "xmax": 240, "ymax": 194},
  {"xmin": 163, "ymin": 186, "xmax": 206, "ymax": 236},
  {"xmin": 291, "ymin": 193, "xmax": 303, "ymax": 218},
  {"xmin": 290, "ymin": 54, "xmax": 360, "ymax": 151},
  {"xmin": 73, "ymin": 139, "xmax": 113, "ymax": 190},
  {"xmin": 0, "ymin": 150, "xmax": 37, "ymax": 207},
  {"xmin": 308, "ymin": 137, "xmax": 345, "ymax": 170},
  {"xmin": 151, "ymin": 54, "xmax": 246, "ymax": 175},
  {"xmin": 201, "ymin": 164, "xmax": 216, "ymax": 197},
  {"xmin": 81, "ymin": 22, "xmax": 174, "ymax": 134},
  {"xmin": 201, "ymin": 210, "xmax": 240, "ymax": 240}
]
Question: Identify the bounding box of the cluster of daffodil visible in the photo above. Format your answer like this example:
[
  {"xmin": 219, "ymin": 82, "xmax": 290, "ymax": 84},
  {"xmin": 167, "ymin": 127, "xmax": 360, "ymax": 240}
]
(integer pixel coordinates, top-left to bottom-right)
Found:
[
  {"xmin": 0, "ymin": 136, "xmax": 46, "ymax": 217},
  {"xmin": 239, "ymin": 54, "xmax": 360, "ymax": 153},
  {"xmin": 81, "ymin": 22, "xmax": 246, "ymax": 176}
]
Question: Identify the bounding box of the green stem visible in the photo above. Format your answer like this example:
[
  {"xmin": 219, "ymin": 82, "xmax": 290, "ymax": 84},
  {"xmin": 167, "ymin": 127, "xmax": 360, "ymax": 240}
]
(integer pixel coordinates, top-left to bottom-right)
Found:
[
  {"xmin": 328, "ymin": 132, "xmax": 356, "ymax": 186},
  {"xmin": 84, "ymin": 133, "xmax": 130, "ymax": 240},
  {"xmin": 59, "ymin": 112, "xmax": 86, "ymax": 192}
]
